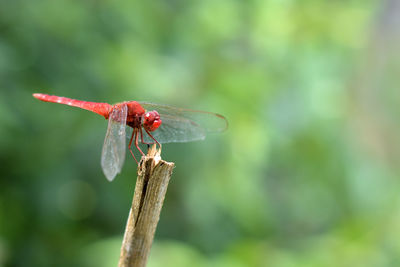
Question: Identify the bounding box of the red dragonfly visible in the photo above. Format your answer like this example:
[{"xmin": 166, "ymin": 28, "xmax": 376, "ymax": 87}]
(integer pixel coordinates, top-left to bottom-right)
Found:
[{"xmin": 33, "ymin": 93, "xmax": 227, "ymax": 181}]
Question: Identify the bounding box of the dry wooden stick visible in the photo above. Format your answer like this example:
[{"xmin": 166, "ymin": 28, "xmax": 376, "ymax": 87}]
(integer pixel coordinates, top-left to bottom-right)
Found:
[{"xmin": 118, "ymin": 145, "xmax": 175, "ymax": 267}]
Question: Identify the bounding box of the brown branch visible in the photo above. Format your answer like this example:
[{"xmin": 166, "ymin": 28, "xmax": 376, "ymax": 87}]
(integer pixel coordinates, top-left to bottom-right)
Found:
[{"xmin": 118, "ymin": 145, "xmax": 175, "ymax": 267}]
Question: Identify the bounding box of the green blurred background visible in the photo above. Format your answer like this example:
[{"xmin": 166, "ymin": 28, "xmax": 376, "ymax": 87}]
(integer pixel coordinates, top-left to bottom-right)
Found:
[{"xmin": 1, "ymin": 0, "xmax": 400, "ymax": 266}]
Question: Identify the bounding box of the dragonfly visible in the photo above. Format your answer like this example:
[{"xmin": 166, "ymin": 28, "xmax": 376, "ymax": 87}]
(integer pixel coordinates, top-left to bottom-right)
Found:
[{"xmin": 33, "ymin": 93, "xmax": 228, "ymax": 181}]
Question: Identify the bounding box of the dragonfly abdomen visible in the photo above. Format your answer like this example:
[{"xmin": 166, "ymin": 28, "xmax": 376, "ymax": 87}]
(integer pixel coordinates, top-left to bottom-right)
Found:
[{"xmin": 33, "ymin": 93, "xmax": 112, "ymax": 119}]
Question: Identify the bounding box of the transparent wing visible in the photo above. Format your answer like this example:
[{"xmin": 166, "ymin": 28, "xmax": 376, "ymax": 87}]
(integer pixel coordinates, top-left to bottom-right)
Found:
[
  {"xmin": 101, "ymin": 104, "xmax": 127, "ymax": 181},
  {"xmin": 139, "ymin": 102, "xmax": 228, "ymax": 144}
]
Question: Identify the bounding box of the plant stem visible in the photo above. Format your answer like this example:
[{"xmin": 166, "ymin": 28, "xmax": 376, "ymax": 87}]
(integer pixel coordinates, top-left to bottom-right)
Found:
[{"xmin": 118, "ymin": 146, "xmax": 174, "ymax": 267}]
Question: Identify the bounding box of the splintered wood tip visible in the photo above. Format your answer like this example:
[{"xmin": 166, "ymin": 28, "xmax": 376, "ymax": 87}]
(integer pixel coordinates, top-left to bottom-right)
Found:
[{"xmin": 146, "ymin": 144, "xmax": 161, "ymax": 163}]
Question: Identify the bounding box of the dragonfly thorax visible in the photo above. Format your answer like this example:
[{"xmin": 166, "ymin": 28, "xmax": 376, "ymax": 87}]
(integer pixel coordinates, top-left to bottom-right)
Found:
[
  {"xmin": 118, "ymin": 102, "xmax": 161, "ymax": 131},
  {"xmin": 115, "ymin": 101, "xmax": 144, "ymax": 128}
]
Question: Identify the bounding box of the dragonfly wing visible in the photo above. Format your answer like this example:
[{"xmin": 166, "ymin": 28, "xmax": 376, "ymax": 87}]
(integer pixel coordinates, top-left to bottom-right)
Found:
[
  {"xmin": 142, "ymin": 114, "xmax": 206, "ymax": 143},
  {"xmin": 101, "ymin": 104, "xmax": 128, "ymax": 181},
  {"xmin": 139, "ymin": 102, "xmax": 228, "ymax": 144}
]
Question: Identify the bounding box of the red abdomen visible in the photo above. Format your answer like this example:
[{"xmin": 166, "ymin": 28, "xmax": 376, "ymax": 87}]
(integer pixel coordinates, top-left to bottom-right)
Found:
[{"xmin": 33, "ymin": 93, "xmax": 112, "ymax": 119}]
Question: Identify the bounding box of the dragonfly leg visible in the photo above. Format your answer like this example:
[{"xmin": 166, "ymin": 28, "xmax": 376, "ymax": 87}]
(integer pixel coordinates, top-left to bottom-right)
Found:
[
  {"xmin": 139, "ymin": 127, "xmax": 154, "ymax": 150},
  {"xmin": 134, "ymin": 127, "xmax": 145, "ymax": 156},
  {"xmin": 144, "ymin": 128, "xmax": 162, "ymax": 151},
  {"xmin": 139, "ymin": 127, "xmax": 155, "ymax": 145},
  {"xmin": 128, "ymin": 129, "xmax": 138, "ymax": 164},
  {"xmin": 139, "ymin": 127, "xmax": 152, "ymax": 150}
]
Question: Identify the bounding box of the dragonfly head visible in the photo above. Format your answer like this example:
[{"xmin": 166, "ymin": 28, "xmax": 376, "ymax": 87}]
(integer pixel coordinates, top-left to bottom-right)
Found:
[{"xmin": 143, "ymin": 110, "xmax": 162, "ymax": 131}]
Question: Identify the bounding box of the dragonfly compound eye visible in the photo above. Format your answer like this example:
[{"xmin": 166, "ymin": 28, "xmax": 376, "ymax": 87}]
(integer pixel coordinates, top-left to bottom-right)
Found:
[{"xmin": 143, "ymin": 111, "xmax": 162, "ymax": 131}]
